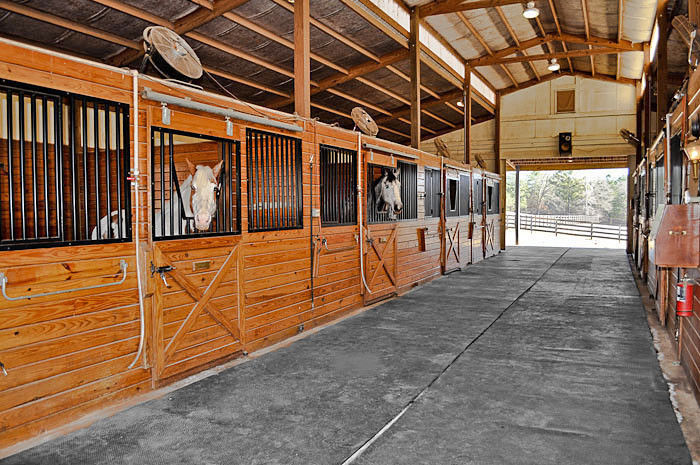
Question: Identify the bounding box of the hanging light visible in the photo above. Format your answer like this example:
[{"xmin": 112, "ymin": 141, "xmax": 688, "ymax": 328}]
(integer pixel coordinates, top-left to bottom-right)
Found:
[
  {"xmin": 456, "ymin": 100, "xmax": 464, "ymax": 107},
  {"xmin": 547, "ymin": 58, "xmax": 560, "ymax": 71},
  {"xmin": 522, "ymin": 1, "xmax": 540, "ymax": 19},
  {"xmin": 683, "ymin": 139, "xmax": 700, "ymax": 179}
]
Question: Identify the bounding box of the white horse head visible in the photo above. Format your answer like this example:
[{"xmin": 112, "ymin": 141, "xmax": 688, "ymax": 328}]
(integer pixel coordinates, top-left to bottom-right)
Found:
[{"xmin": 186, "ymin": 158, "xmax": 224, "ymax": 231}]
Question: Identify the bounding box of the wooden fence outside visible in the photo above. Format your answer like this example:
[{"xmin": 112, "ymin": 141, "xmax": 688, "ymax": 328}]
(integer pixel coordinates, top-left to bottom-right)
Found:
[{"xmin": 506, "ymin": 212, "xmax": 627, "ymax": 242}]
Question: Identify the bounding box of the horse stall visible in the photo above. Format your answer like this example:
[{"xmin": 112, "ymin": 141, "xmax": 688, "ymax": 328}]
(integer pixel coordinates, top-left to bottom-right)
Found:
[
  {"xmin": 0, "ymin": 40, "xmax": 502, "ymax": 451},
  {"xmin": 442, "ymin": 163, "xmax": 472, "ymax": 273}
]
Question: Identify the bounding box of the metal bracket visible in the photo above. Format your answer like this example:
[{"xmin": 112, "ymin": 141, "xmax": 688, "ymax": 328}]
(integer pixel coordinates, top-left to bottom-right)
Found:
[
  {"xmin": 151, "ymin": 262, "xmax": 175, "ymax": 288},
  {"xmin": 1, "ymin": 260, "xmax": 128, "ymax": 302}
]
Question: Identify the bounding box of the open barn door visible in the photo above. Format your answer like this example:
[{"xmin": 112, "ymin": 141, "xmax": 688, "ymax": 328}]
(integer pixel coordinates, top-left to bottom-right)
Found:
[{"xmin": 149, "ymin": 126, "xmax": 243, "ymax": 383}]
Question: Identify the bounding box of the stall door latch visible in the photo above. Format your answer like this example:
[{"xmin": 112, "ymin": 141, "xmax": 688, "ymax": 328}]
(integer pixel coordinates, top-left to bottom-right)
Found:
[{"xmin": 151, "ymin": 263, "xmax": 175, "ymax": 288}]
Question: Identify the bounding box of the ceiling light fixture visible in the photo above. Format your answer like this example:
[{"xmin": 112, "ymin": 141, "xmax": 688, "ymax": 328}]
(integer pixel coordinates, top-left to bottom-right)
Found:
[
  {"xmin": 522, "ymin": 1, "xmax": 540, "ymax": 19},
  {"xmin": 547, "ymin": 58, "xmax": 560, "ymax": 71},
  {"xmin": 456, "ymin": 100, "xmax": 464, "ymax": 107}
]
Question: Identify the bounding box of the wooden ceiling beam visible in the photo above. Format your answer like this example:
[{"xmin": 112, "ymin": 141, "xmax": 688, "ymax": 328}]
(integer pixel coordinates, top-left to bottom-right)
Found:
[
  {"xmin": 0, "ymin": 0, "xmax": 140, "ymax": 50},
  {"xmin": 495, "ymin": 6, "xmax": 541, "ymax": 81},
  {"xmin": 419, "ymin": 0, "xmax": 524, "ymax": 17},
  {"xmin": 456, "ymin": 11, "xmax": 519, "ymax": 87},
  {"xmin": 108, "ymin": 0, "xmax": 250, "ymax": 66},
  {"xmin": 268, "ymin": 48, "xmax": 408, "ymax": 108},
  {"xmin": 547, "ymin": 0, "xmax": 574, "ymax": 72},
  {"xmin": 499, "ymin": 71, "xmax": 637, "ymax": 95},
  {"xmin": 222, "ymin": 11, "xmax": 348, "ymax": 75},
  {"xmin": 467, "ymin": 33, "xmax": 642, "ymax": 67},
  {"xmin": 89, "ymin": 0, "xmax": 173, "ymax": 27},
  {"xmin": 472, "ymin": 48, "xmax": 623, "ymax": 66},
  {"xmin": 580, "ymin": 0, "xmax": 595, "ymax": 75},
  {"xmin": 375, "ymin": 89, "xmax": 463, "ymax": 125}
]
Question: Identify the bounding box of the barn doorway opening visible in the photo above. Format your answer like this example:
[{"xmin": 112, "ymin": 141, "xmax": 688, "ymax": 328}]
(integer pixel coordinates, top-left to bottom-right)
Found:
[{"xmin": 505, "ymin": 168, "xmax": 629, "ymax": 249}]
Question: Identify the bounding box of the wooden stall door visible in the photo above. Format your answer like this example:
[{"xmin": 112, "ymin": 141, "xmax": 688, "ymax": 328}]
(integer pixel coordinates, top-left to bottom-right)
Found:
[
  {"xmin": 484, "ymin": 217, "xmax": 496, "ymax": 258},
  {"xmin": 363, "ymin": 223, "xmax": 398, "ymax": 304},
  {"xmin": 443, "ymin": 222, "xmax": 461, "ymax": 273},
  {"xmin": 151, "ymin": 239, "xmax": 243, "ymax": 383}
]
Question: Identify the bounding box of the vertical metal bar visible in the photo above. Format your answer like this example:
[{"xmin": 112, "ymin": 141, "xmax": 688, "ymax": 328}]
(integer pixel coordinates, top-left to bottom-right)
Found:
[
  {"xmin": 294, "ymin": 139, "xmax": 304, "ymax": 227},
  {"xmin": 271, "ymin": 134, "xmax": 278, "ymax": 229},
  {"xmin": 104, "ymin": 103, "xmax": 112, "ymax": 238},
  {"xmin": 264, "ymin": 133, "xmax": 271, "ymax": 229},
  {"xmin": 93, "ymin": 100, "xmax": 101, "ymax": 240},
  {"xmin": 255, "ymin": 131, "xmax": 262, "ymax": 231},
  {"xmin": 70, "ymin": 96, "xmax": 78, "ymax": 240},
  {"xmin": 115, "ymin": 105, "xmax": 122, "ymax": 239},
  {"xmin": 41, "ymin": 96, "xmax": 49, "ymax": 238},
  {"xmin": 159, "ymin": 130, "xmax": 164, "ymax": 236},
  {"xmin": 18, "ymin": 92, "xmax": 26, "ymax": 240},
  {"xmin": 81, "ymin": 98, "xmax": 89, "ymax": 239},
  {"xmin": 283, "ymin": 136, "xmax": 289, "ymax": 228},
  {"xmin": 275, "ymin": 135, "xmax": 281, "ymax": 229},
  {"xmin": 54, "ymin": 97, "xmax": 63, "ymax": 240},
  {"xmin": 235, "ymin": 141, "xmax": 241, "ymax": 233},
  {"xmin": 168, "ymin": 131, "xmax": 174, "ymax": 236},
  {"xmin": 289, "ymin": 137, "xmax": 295, "ymax": 226},
  {"xmin": 30, "ymin": 95, "xmax": 38, "ymax": 238},
  {"xmin": 6, "ymin": 91, "xmax": 15, "ymax": 241},
  {"xmin": 246, "ymin": 131, "xmax": 252, "ymax": 231}
]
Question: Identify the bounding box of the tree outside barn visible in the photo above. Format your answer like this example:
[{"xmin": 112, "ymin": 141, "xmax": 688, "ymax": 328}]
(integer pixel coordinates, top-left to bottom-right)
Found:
[{"xmin": 506, "ymin": 169, "xmax": 628, "ymax": 226}]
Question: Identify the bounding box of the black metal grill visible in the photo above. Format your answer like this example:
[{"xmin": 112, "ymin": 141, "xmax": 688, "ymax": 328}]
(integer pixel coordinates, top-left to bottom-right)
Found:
[
  {"xmin": 446, "ymin": 177, "xmax": 459, "ymax": 217},
  {"xmin": 246, "ymin": 128, "xmax": 303, "ymax": 232},
  {"xmin": 459, "ymin": 173, "xmax": 470, "ymax": 216},
  {"xmin": 320, "ymin": 144, "xmax": 356, "ymax": 226},
  {"xmin": 367, "ymin": 161, "xmax": 417, "ymax": 224},
  {"xmin": 488, "ymin": 180, "xmax": 500, "ymax": 214},
  {"xmin": 151, "ymin": 127, "xmax": 240, "ymax": 240},
  {"xmin": 473, "ymin": 175, "xmax": 483, "ymax": 215},
  {"xmin": 0, "ymin": 79, "xmax": 130, "ymax": 250},
  {"xmin": 424, "ymin": 168, "xmax": 441, "ymax": 218}
]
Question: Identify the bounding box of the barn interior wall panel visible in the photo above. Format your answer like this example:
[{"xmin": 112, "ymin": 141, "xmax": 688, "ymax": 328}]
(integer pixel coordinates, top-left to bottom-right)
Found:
[{"xmin": 0, "ymin": 41, "xmax": 503, "ymax": 452}]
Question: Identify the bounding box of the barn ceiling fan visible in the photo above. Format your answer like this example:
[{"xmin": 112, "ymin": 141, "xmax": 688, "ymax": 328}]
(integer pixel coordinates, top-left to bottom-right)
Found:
[
  {"xmin": 141, "ymin": 26, "xmax": 203, "ymax": 83},
  {"xmin": 351, "ymin": 107, "xmax": 379, "ymax": 137},
  {"xmin": 620, "ymin": 129, "xmax": 640, "ymax": 147}
]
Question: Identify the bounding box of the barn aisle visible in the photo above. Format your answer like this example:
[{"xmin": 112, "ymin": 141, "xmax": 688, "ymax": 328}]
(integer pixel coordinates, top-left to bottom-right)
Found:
[{"xmin": 1, "ymin": 248, "xmax": 690, "ymax": 465}]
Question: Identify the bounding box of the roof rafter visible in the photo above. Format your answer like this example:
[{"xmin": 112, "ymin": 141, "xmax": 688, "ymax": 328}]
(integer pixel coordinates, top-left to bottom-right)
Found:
[
  {"xmin": 0, "ymin": 0, "xmax": 139, "ymax": 50},
  {"xmin": 455, "ymin": 11, "xmax": 519, "ymax": 87},
  {"xmin": 495, "ymin": 6, "xmax": 541, "ymax": 81},
  {"xmin": 473, "ymin": 48, "xmax": 622, "ymax": 66},
  {"xmin": 581, "ymin": 0, "xmax": 595, "ymax": 75},
  {"xmin": 547, "ymin": 0, "xmax": 574, "ymax": 72},
  {"xmin": 419, "ymin": 0, "xmax": 524, "ymax": 17},
  {"xmin": 499, "ymin": 70, "xmax": 637, "ymax": 95}
]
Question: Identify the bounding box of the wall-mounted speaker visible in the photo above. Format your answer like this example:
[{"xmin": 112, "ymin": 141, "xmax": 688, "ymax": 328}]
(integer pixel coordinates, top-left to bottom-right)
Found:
[{"xmin": 559, "ymin": 132, "xmax": 572, "ymax": 156}]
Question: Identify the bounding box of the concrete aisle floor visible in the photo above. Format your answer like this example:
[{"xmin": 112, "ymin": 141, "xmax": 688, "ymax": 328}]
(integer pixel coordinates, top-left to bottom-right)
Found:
[{"xmin": 1, "ymin": 247, "xmax": 691, "ymax": 465}]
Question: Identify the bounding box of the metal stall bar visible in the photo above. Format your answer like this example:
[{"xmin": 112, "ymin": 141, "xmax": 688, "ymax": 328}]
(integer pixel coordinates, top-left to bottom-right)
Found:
[
  {"xmin": 30, "ymin": 95, "xmax": 38, "ymax": 238},
  {"xmin": 18, "ymin": 91, "xmax": 26, "ymax": 240},
  {"xmin": 6, "ymin": 90, "xmax": 15, "ymax": 241},
  {"xmin": 105, "ymin": 103, "xmax": 112, "ymax": 238},
  {"xmin": 41, "ymin": 96, "xmax": 49, "ymax": 238},
  {"xmin": 94, "ymin": 100, "xmax": 101, "ymax": 240}
]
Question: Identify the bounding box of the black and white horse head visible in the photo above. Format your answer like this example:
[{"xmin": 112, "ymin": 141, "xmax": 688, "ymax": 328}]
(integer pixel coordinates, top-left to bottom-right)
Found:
[{"xmin": 374, "ymin": 167, "xmax": 403, "ymax": 220}]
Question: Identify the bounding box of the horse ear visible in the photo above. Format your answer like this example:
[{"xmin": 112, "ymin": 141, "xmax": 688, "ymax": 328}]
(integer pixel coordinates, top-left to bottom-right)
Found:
[
  {"xmin": 393, "ymin": 167, "xmax": 401, "ymax": 178},
  {"xmin": 185, "ymin": 158, "xmax": 196, "ymax": 176},
  {"xmin": 212, "ymin": 160, "xmax": 224, "ymax": 180}
]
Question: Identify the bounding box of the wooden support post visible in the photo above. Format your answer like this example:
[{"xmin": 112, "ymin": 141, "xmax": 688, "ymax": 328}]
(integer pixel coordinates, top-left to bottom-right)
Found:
[
  {"xmin": 643, "ymin": 43, "xmax": 651, "ymax": 148},
  {"xmin": 294, "ymin": 0, "xmax": 311, "ymax": 118},
  {"xmin": 636, "ymin": 84, "xmax": 643, "ymax": 164},
  {"xmin": 657, "ymin": 8, "xmax": 669, "ymax": 131},
  {"xmin": 495, "ymin": 93, "xmax": 505, "ymax": 250},
  {"xmin": 626, "ymin": 154, "xmax": 636, "ymax": 253},
  {"xmin": 464, "ymin": 69, "xmax": 472, "ymax": 165},
  {"xmin": 515, "ymin": 165, "xmax": 520, "ymax": 245},
  {"xmin": 409, "ymin": 8, "xmax": 421, "ymax": 148}
]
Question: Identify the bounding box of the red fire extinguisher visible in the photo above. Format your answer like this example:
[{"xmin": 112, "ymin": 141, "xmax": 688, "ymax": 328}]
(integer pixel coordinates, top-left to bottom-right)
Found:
[{"xmin": 677, "ymin": 275, "xmax": 696, "ymax": 318}]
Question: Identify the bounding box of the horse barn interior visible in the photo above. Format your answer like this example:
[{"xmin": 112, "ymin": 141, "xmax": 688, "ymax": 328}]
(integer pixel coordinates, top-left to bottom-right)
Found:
[{"xmin": 0, "ymin": 0, "xmax": 699, "ymax": 463}]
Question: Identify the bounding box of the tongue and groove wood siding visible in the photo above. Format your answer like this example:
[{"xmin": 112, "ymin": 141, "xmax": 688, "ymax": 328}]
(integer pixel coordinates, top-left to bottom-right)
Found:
[{"xmin": 0, "ymin": 41, "xmax": 501, "ymax": 453}]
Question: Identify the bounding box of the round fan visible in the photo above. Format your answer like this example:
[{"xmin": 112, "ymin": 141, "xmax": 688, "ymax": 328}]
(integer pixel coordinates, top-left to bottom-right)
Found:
[
  {"xmin": 672, "ymin": 16, "xmax": 700, "ymax": 66},
  {"xmin": 620, "ymin": 129, "xmax": 640, "ymax": 147},
  {"xmin": 142, "ymin": 26, "xmax": 203, "ymax": 81},
  {"xmin": 351, "ymin": 107, "xmax": 379, "ymax": 137}
]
